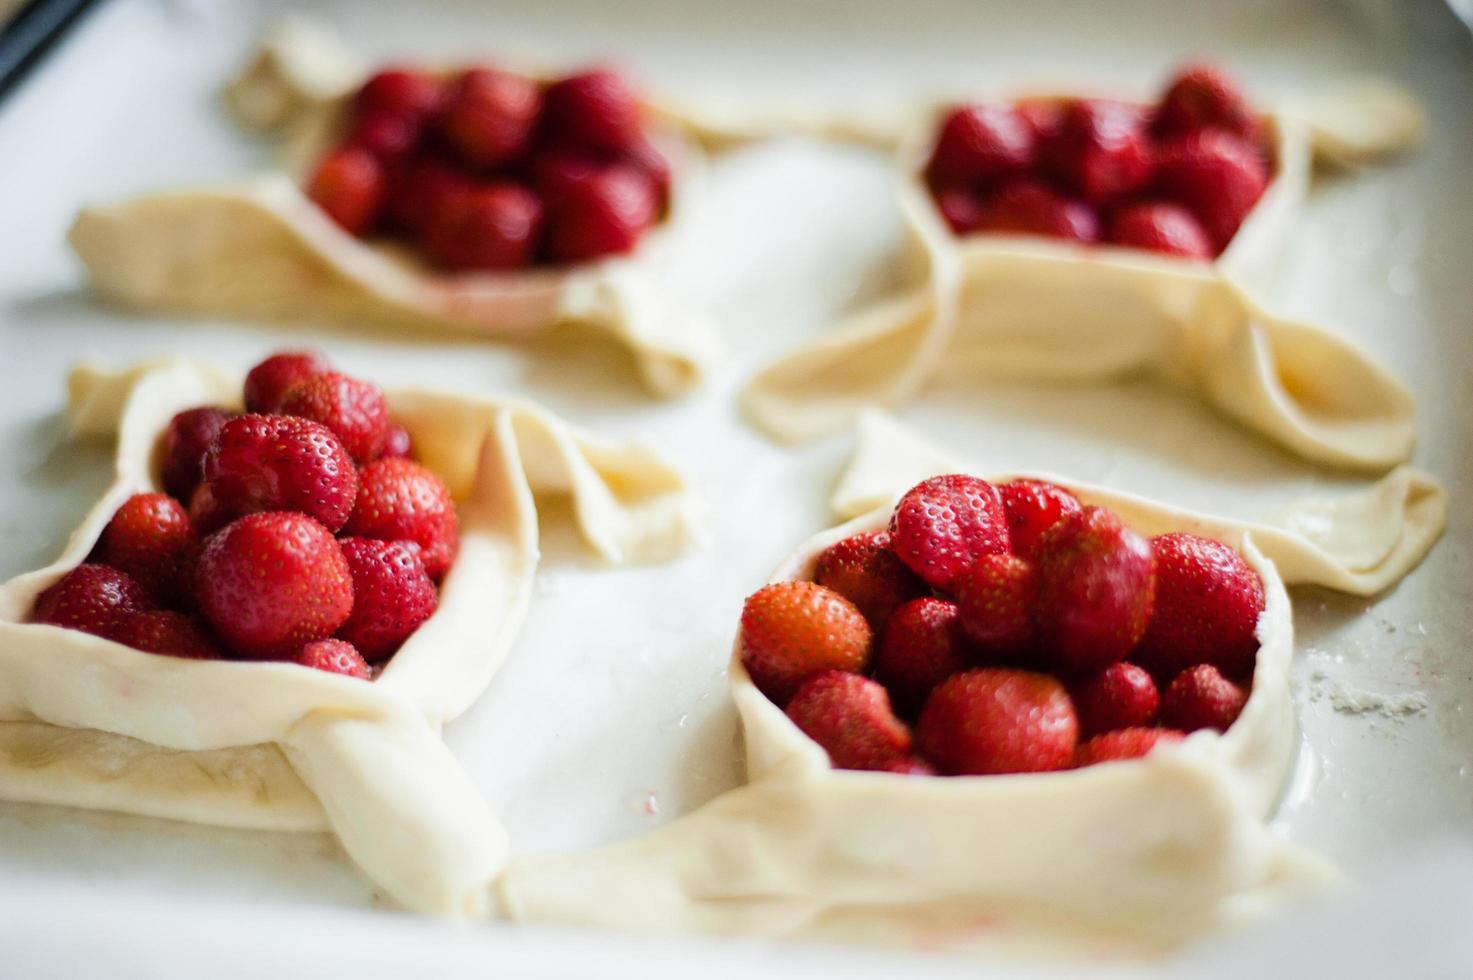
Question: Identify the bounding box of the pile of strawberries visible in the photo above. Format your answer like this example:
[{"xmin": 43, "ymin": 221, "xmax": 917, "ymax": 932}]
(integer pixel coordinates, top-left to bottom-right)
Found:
[
  {"xmin": 739, "ymin": 474, "xmax": 1266, "ymax": 775},
  {"xmin": 307, "ymin": 64, "xmax": 671, "ymax": 271},
  {"xmin": 924, "ymin": 63, "xmax": 1270, "ymax": 259},
  {"xmin": 31, "ymin": 351, "xmax": 459, "ymax": 680}
]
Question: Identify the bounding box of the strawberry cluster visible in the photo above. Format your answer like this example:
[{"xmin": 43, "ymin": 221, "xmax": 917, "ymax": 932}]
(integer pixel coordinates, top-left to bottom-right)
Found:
[
  {"xmin": 307, "ymin": 65, "xmax": 671, "ymax": 270},
  {"xmin": 739, "ymin": 475, "xmax": 1265, "ymax": 776},
  {"xmin": 31, "ymin": 351, "xmax": 459, "ymax": 679},
  {"xmin": 925, "ymin": 64, "xmax": 1269, "ymax": 259}
]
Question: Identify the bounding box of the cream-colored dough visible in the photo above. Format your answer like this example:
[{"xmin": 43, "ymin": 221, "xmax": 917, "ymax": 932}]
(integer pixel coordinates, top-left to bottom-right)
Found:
[
  {"xmin": 67, "ymin": 23, "xmax": 720, "ymax": 398},
  {"xmin": 0, "ymin": 359, "xmax": 701, "ymax": 916},
  {"xmin": 497, "ymin": 414, "xmax": 1443, "ymax": 953},
  {"xmin": 739, "ymin": 90, "xmax": 1422, "ymax": 471}
]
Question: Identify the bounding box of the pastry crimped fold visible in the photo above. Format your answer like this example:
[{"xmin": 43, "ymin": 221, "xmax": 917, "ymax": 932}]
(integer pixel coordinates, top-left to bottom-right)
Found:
[
  {"xmin": 738, "ymin": 89, "xmax": 1423, "ymax": 471},
  {"xmin": 0, "ymin": 359, "xmax": 701, "ymax": 916},
  {"xmin": 496, "ymin": 413, "xmax": 1445, "ymax": 951},
  {"xmin": 66, "ymin": 22, "xmax": 719, "ymax": 398}
]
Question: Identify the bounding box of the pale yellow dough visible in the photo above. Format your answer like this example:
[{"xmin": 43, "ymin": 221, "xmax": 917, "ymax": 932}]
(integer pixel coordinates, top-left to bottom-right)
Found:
[
  {"xmin": 67, "ymin": 23, "xmax": 719, "ymax": 398},
  {"xmin": 0, "ymin": 359, "xmax": 701, "ymax": 916},
  {"xmin": 496, "ymin": 413, "xmax": 1444, "ymax": 953},
  {"xmin": 739, "ymin": 88, "xmax": 1424, "ymax": 471}
]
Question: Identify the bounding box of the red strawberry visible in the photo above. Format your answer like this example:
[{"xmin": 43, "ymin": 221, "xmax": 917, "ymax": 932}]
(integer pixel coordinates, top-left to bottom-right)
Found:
[
  {"xmin": 348, "ymin": 112, "xmax": 421, "ymax": 166},
  {"xmin": 160, "ymin": 406, "xmax": 233, "ymax": 502},
  {"xmin": 978, "ymin": 178, "xmax": 1100, "ymax": 242},
  {"xmin": 293, "ymin": 638, "xmax": 371, "ymax": 679},
  {"xmin": 812, "ymin": 529, "xmax": 925, "ymax": 633},
  {"xmin": 1154, "ymin": 64, "xmax": 1257, "ymax": 142},
  {"xmin": 924, "ymin": 104, "xmax": 1035, "ymax": 187},
  {"xmin": 785, "ymin": 670, "xmax": 913, "ymax": 772},
  {"xmin": 1014, "ymin": 98, "xmax": 1063, "ymax": 143},
  {"xmin": 916, "ymin": 668, "xmax": 1078, "ymax": 775},
  {"xmin": 543, "ymin": 165, "xmax": 658, "ymax": 264},
  {"xmin": 952, "ymin": 553, "xmax": 1036, "ymax": 659},
  {"xmin": 279, "ymin": 371, "xmax": 391, "ymax": 463},
  {"xmin": 32, "ymin": 564, "xmax": 150, "ymax": 638},
  {"xmin": 421, "ymin": 183, "xmax": 544, "ymax": 271},
  {"xmin": 92, "ymin": 492, "xmax": 197, "ymax": 606},
  {"xmin": 873, "ymin": 597, "xmax": 971, "ymax": 714},
  {"xmin": 1074, "ymin": 727, "xmax": 1184, "ymax": 767},
  {"xmin": 1070, "ymin": 662, "xmax": 1158, "ymax": 737},
  {"xmin": 187, "ymin": 482, "xmax": 230, "ymax": 536},
  {"xmin": 388, "ymin": 154, "xmax": 474, "ymax": 235},
  {"xmin": 308, "ymin": 144, "xmax": 388, "ymax": 235},
  {"xmin": 114, "ymin": 610, "xmax": 220, "ymax": 660},
  {"xmin": 1132, "ymin": 532, "xmax": 1265, "ymax": 681},
  {"xmin": 621, "ymin": 136, "xmax": 673, "ymax": 211},
  {"xmin": 1108, "ymin": 201, "xmax": 1214, "ymax": 258},
  {"xmin": 879, "ymin": 755, "xmax": 939, "ymax": 776},
  {"xmin": 202, "ymin": 414, "xmax": 358, "ymax": 532},
  {"xmin": 381, "ymin": 423, "xmax": 413, "ymax": 459},
  {"xmin": 343, "ymin": 457, "xmax": 459, "ymax": 580},
  {"xmin": 738, "ymin": 581, "xmax": 872, "ymax": 705},
  {"xmin": 195, "ymin": 512, "xmax": 354, "ymax": 659},
  {"xmin": 1153, "ymin": 129, "xmax": 1268, "ymax": 250},
  {"xmin": 998, "ymin": 479, "xmax": 1082, "ymax": 560},
  {"xmin": 1042, "ymin": 99, "xmax": 1154, "ymax": 205},
  {"xmin": 541, "ymin": 69, "xmax": 643, "ymax": 155},
  {"xmin": 438, "ymin": 67, "xmax": 542, "ymax": 170},
  {"xmin": 355, "ymin": 68, "xmax": 445, "ymax": 122},
  {"xmin": 888, "ymin": 474, "xmax": 1010, "ymax": 590},
  {"xmin": 933, "ymin": 185, "xmax": 986, "ymax": 235},
  {"xmin": 526, "ymin": 150, "xmax": 601, "ymax": 201},
  {"xmin": 1160, "ymin": 664, "xmax": 1247, "ymax": 733},
  {"xmin": 243, "ymin": 350, "xmax": 330, "ymax": 415},
  {"xmin": 1032, "ymin": 506, "xmax": 1156, "ymax": 674},
  {"xmin": 335, "ymin": 537, "xmax": 439, "ymax": 662}
]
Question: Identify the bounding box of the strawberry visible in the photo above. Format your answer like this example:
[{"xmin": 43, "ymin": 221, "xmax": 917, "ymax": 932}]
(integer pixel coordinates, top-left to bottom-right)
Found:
[
  {"xmin": 293, "ymin": 638, "xmax": 371, "ymax": 679},
  {"xmin": 924, "ymin": 104, "xmax": 1035, "ymax": 188},
  {"xmin": 421, "ymin": 183, "xmax": 544, "ymax": 271},
  {"xmin": 952, "ymin": 553, "xmax": 1035, "ymax": 659},
  {"xmin": 1032, "ymin": 506, "xmax": 1156, "ymax": 674},
  {"xmin": 307, "ymin": 145, "xmax": 388, "ymax": 235},
  {"xmin": 812, "ymin": 529, "xmax": 925, "ymax": 633},
  {"xmin": 343, "ymin": 457, "xmax": 459, "ymax": 580},
  {"xmin": 32, "ymin": 564, "xmax": 151, "ymax": 638},
  {"xmin": 381, "ymin": 423, "xmax": 413, "ymax": 459},
  {"xmin": 243, "ymin": 349, "xmax": 329, "ymax": 415},
  {"xmin": 998, "ymin": 479, "xmax": 1082, "ymax": 560},
  {"xmin": 933, "ymin": 185, "xmax": 986, "ymax": 236},
  {"xmin": 195, "ymin": 512, "xmax": 354, "ymax": 659},
  {"xmin": 621, "ymin": 136, "xmax": 673, "ymax": 211},
  {"xmin": 1107, "ymin": 201, "xmax": 1214, "ymax": 258},
  {"xmin": 113, "ymin": 610, "xmax": 220, "ymax": 660},
  {"xmin": 1074, "ymin": 727, "xmax": 1183, "ymax": 767},
  {"xmin": 785, "ymin": 670, "xmax": 913, "ymax": 772},
  {"xmin": 541, "ymin": 69, "xmax": 643, "ymax": 156},
  {"xmin": 739, "ymin": 581, "xmax": 871, "ymax": 705},
  {"xmin": 1070, "ymin": 661, "xmax": 1158, "ymax": 737},
  {"xmin": 1014, "ymin": 98, "xmax": 1063, "ymax": 144},
  {"xmin": 526, "ymin": 150, "xmax": 602, "ymax": 202},
  {"xmin": 387, "ymin": 154, "xmax": 474, "ymax": 236},
  {"xmin": 1153, "ymin": 129, "xmax": 1268, "ymax": 250},
  {"xmin": 335, "ymin": 537, "xmax": 439, "ymax": 662},
  {"xmin": 187, "ymin": 482, "xmax": 230, "ymax": 536},
  {"xmin": 1042, "ymin": 99, "xmax": 1154, "ymax": 205},
  {"xmin": 202, "ymin": 414, "xmax": 358, "ymax": 532},
  {"xmin": 1132, "ymin": 532, "xmax": 1265, "ymax": 681},
  {"xmin": 438, "ymin": 67, "xmax": 542, "ymax": 170},
  {"xmin": 887, "ymin": 474, "xmax": 1010, "ymax": 591},
  {"xmin": 916, "ymin": 668, "xmax": 1078, "ymax": 775},
  {"xmin": 1153, "ymin": 64, "xmax": 1257, "ymax": 142},
  {"xmin": 873, "ymin": 597, "xmax": 971, "ymax": 714},
  {"xmin": 92, "ymin": 492, "xmax": 197, "ymax": 607},
  {"xmin": 355, "ymin": 68, "xmax": 445, "ymax": 122},
  {"xmin": 279, "ymin": 371, "xmax": 392, "ymax": 463},
  {"xmin": 348, "ymin": 112, "xmax": 421, "ymax": 167},
  {"xmin": 1160, "ymin": 664, "xmax": 1247, "ymax": 733},
  {"xmin": 978, "ymin": 178, "xmax": 1100, "ymax": 243},
  {"xmin": 542, "ymin": 164, "xmax": 658, "ymax": 264},
  {"xmin": 879, "ymin": 755, "xmax": 939, "ymax": 776},
  {"xmin": 160, "ymin": 406, "xmax": 233, "ymax": 502}
]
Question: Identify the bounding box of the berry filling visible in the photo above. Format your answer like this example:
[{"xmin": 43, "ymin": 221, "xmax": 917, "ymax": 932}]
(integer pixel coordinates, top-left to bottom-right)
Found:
[
  {"xmin": 739, "ymin": 475, "xmax": 1265, "ymax": 775},
  {"xmin": 924, "ymin": 63, "xmax": 1270, "ymax": 259},
  {"xmin": 31, "ymin": 350, "xmax": 457, "ymax": 679},
  {"xmin": 305, "ymin": 62, "xmax": 670, "ymax": 271}
]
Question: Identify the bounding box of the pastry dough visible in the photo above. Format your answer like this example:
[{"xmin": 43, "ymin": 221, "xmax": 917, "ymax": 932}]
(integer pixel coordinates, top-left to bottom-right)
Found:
[
  {"xmin": 739, "ymin": 88, "xmax": 1424, "ymax": 471},
  {"xmin": 496, "ymin": 413, "xmax": 1444, "ymax": 952},
  {"xmin": 66, "ymin": 22, "xmax": 720, "ymax": 399},
  {"xmin": 0, "ymin": 359, "xmax": 701, "ymax": 916}
]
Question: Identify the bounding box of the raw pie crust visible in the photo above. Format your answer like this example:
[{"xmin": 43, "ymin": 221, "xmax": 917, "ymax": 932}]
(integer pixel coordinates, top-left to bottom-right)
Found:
[
  {"xmin": 497, "ymin": 412, "xmax": 1445, "ymax": 952},
  {"xmin": 66, "ymin": 22, "xmax": 720, "ymax": 398},
  {"xmin": 0, "ymin": 359, "xmax": 702, "ymax": 916}
]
